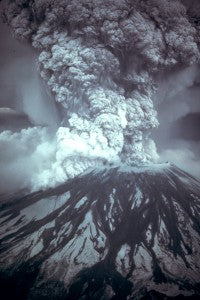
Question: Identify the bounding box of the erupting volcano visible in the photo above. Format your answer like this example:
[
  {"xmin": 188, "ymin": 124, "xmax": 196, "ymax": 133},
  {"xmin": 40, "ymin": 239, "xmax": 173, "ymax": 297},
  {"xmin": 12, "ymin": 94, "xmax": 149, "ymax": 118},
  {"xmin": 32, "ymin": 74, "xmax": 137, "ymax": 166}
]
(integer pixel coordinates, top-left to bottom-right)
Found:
[{"xmin": 0, "ymin": 0, "xmax": 200, "ymax": 299}]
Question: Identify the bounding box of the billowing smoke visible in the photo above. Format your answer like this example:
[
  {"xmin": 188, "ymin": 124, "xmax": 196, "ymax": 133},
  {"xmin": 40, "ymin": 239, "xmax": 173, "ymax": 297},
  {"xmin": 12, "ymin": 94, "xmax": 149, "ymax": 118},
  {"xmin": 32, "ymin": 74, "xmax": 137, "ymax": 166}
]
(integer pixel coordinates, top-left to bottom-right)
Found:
[{"xmin": 0, "ymin": 0, "xmax": 200, "ymax": 193}]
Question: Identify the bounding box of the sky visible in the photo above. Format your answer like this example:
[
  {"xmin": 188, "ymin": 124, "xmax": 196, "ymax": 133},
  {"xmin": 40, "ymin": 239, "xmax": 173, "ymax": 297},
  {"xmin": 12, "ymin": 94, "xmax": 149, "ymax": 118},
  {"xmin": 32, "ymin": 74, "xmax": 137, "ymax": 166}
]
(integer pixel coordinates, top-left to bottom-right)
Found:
[
  {"xmin": 152, "ymin": 66, "xmax": 200, "ymax": 178},
  {"xmin": 0, "ymin": 20, "xmax": 60, "ymax": 129},
  {"xmin": 0, "ymin": 20, "xmax": 61, "ymax": 193}
]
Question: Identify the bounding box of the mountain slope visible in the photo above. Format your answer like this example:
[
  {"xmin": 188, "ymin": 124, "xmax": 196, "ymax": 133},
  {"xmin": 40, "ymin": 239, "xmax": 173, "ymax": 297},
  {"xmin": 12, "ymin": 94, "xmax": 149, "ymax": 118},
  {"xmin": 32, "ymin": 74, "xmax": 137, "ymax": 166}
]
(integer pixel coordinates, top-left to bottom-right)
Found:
[{"xmin": 0, "ymin": 163, "xmax": 200, "ymax": 299}]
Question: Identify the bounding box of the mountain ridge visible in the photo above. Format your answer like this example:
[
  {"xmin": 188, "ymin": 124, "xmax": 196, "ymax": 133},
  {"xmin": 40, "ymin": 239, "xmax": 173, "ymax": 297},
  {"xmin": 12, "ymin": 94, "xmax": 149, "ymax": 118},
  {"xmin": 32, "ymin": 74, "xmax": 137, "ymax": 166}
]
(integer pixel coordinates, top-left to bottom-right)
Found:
[{"xmin": 0, "ymin": 163, "xmax": 200, "ymax": 299}]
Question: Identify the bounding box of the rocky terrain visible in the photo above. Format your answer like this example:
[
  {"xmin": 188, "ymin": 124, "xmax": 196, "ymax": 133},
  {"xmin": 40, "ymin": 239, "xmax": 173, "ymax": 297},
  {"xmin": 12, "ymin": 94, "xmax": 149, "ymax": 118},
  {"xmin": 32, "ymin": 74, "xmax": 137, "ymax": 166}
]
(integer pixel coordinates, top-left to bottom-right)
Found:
[{"xmin": 0, "ymin": 163, "xmax": 200, "ymax": 299}]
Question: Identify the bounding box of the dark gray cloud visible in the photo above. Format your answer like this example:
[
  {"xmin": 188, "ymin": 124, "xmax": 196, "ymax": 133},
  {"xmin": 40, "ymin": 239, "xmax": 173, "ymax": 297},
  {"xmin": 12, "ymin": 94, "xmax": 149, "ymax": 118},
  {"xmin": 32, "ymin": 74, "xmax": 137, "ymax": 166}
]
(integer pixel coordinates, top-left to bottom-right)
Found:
[
  {"xmin": 172, "ymin": 113, "xmax": 200, "ymax": 141},
  {"xmin": 0, "ymin": 0, "xmax": 200, "ymax": 194},
  {"xmin": 0, "ymin": 19, "xmax": 60, "ymax": 129}
]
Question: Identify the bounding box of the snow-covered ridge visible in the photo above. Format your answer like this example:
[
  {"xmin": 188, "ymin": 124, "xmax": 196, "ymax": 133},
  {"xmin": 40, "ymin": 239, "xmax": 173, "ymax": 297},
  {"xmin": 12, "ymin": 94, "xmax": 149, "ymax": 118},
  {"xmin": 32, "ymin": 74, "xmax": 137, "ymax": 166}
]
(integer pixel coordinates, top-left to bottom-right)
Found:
[{"xmin": 0, "ymin": 164, "xmax": 200, "ymax": 299}]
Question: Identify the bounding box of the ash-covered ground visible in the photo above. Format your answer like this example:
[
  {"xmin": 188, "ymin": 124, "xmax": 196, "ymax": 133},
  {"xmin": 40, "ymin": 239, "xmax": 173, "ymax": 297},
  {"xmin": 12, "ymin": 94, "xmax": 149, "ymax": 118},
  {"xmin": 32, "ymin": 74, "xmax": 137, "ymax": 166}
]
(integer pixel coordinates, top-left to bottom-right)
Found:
[{"xmin": 0, "ymin": 164, "xmax": 200, "ymax": 299}]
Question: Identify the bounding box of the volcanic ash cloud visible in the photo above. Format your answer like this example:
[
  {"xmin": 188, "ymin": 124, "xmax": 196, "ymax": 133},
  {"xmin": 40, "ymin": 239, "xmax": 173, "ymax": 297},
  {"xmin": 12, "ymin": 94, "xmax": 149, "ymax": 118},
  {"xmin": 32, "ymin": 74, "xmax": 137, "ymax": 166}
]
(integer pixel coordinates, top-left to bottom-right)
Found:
[{"xmin": 1, "ymin": 0, "xmax": 200, "ymax": 190}]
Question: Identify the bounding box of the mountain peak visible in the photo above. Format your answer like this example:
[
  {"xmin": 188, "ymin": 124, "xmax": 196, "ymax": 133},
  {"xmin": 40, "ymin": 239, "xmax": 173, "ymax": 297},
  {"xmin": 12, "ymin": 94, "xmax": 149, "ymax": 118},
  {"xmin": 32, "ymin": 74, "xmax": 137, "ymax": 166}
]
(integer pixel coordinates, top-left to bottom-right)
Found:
[{"xmin": 0, "ymin": 164, "xmax": 200, "ymax": 299}]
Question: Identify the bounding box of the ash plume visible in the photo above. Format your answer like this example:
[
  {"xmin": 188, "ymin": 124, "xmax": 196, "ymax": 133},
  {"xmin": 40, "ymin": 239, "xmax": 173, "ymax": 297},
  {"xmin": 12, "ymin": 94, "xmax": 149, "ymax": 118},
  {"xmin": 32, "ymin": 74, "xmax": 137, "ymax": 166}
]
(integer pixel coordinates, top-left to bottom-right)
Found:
[{"xmin": 0, "ymin": 0, "xmax": 200, "ymax": 191}]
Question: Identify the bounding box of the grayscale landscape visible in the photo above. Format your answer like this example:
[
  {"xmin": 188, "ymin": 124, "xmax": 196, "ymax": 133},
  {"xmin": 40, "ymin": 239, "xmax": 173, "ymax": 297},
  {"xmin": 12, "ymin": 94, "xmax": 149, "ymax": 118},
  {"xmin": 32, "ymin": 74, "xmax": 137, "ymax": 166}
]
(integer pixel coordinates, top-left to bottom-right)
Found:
[{"xmin": 0, "ymin": 0, "xmax": 200, "ymax": 299}]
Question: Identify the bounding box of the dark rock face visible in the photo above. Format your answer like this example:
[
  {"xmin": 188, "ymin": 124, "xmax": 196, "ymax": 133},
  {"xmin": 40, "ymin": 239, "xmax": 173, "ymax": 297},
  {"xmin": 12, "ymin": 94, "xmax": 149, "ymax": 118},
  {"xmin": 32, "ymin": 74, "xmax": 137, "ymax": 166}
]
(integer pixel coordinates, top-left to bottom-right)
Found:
[{"xmin": 0, "ymin": 163, "xmax": 200, "ymax": 299}]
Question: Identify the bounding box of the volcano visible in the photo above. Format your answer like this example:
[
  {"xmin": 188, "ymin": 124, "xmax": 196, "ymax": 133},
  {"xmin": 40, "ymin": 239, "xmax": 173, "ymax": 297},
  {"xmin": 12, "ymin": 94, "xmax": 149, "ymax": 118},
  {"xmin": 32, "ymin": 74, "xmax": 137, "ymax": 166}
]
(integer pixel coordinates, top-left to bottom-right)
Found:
[{"xmin": 0, "ymin": 163, "xmax": 200, "ymax": 299}]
